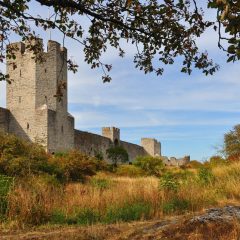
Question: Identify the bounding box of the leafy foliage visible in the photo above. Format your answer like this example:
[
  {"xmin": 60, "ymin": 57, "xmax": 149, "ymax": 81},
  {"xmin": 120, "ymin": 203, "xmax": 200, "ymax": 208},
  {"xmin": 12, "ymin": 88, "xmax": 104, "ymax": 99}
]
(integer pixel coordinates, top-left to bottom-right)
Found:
[
  {"xmin": 198, "ymin": 167, "xmax": 215, "ymax": 185},
  {"xmin": 159, "ymin": 172, "xmax": 179, "ymax": 192},
  {"xmin": 208, "ymin": 0, "xmax": 240, "ymax": 63},
  {"xmin": 223, "ymin": 124, "xmax": 240, "ymax": 161},
  {"xmin": 0, "ymin": 133, "xmax": 50, "ymax": 177},
  {"xmin": 0, "ymin": 0, "xmax": 227, "ymax": 83},
  {"xmin": 0, "ymin": 133, "xmax": 103, "ymax": 182},
  {"xmin": 106, "ymin": 146, "xmax": 129, "ymax": 166},
  {"xmin": 133, "ymin": 156, "xmax": 164, "ymax": 176},
  {"xmin": 208, "ymin": 155, "xmax": 227, "ymax": 167},
  {"xmin": 49, "ymin": 150, "xmax": 103, "ymax": 182}
]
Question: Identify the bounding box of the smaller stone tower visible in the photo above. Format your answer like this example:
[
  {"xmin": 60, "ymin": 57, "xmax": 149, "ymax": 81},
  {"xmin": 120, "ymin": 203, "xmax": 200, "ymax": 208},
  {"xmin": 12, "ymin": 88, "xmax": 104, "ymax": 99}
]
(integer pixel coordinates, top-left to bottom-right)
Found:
[
  {"xmin": 141, "ymin": 138, "xmax": 161, "ymax": 156},
  {"xmin": 102, "ymin": 127, "xmax": 120, "ymax": 146}
]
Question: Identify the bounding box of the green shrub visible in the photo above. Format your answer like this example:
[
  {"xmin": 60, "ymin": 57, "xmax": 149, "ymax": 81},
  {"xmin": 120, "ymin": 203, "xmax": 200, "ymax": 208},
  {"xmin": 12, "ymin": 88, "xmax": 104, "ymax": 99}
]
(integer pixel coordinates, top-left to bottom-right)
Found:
[
  {"xmin": 208, "ymin": 155, "xmax": 227, "ymax": 167},
  {"xmin": 49, "ymin": 150, "xmax": 102, "ymax": 182},
  {"xmin": 159, "ymin": 172, "xmax": 179, "ymax": 192},
  {"xmin": 104, "ymin": 202, "xmax": 151, "ymax": 223},
  {"xmin": 133, "ymin": 156, "xmax": 164, "ymax": 176},
  {"xmin": 162, "ymin": 198, "xmax": 190, "ymax": 214},
  {"xmin": 106, "ymin": 146, "xmax": 129, "ymax": 166},
  {"xmin": 198, "ymin": 167, "xmax": 215, "ymax": 185},
  {"xmin": 0, "ymin": 134, "xmax": 50, "ymax": 177}
]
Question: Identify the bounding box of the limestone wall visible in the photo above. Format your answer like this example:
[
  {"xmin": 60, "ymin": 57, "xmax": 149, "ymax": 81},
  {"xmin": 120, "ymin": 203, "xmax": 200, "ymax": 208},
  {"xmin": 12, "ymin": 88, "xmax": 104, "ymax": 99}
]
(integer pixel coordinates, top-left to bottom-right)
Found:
[
  {"xmin": 74, "ymin": 130, "xmax": 112, "ymax": 159},
  {"xmin": 162, "ymin": 155, "xmax": 191, "ymax": 166},
  {"xmin": 102, "ymin": 127, "xmax": 120, "ymax": 145},
  {"xmin": 0, "ymin": 107, "xmax": 9, "ymax": 133},
  {"xmin": 74, "ymin": 129, "xmax": 148, "ymax": 162},
  {"xmin": 120, "ymin": 141, "xmax": 146, "ymax": 162}
]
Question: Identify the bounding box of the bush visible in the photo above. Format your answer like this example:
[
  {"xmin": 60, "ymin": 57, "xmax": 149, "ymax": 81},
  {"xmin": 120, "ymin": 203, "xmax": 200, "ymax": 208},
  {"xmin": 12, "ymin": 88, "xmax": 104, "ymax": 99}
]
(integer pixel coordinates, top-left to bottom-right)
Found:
[
  {"xmin": 159, "ymin": 172, "xmax": 179, "ymax": 192},
  {"xmin": 50, "ymin": 150, "xmax": 100, "ymax": 182},
  {"xmin": 133, "ymin": 156, "xmax": 164, "ymax": 176},
  {"xmin": 208, "ymin": 156, "xmax": 227, "ymax": 167},
  {"xmin": 0, "ymin": 134, "xmax": 50, "ymax": 177},
  {"xmin": 106, "ymin": 146, "xmax": 129, "ymax": 166},
  {"xmin": 198, "ymin": 167, "xmax": 215, "ymax": 185},
  {"xmin": 224, "ymin": 124, "xmax": 240, "ymax": 161}
]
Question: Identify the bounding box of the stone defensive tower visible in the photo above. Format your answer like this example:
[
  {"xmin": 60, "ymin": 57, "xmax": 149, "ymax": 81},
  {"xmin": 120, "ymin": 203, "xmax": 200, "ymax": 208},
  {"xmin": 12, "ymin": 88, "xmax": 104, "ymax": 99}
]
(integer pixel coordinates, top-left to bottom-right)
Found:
[
  {"xmin": 6, "ymin": 39, "xmax": 74, "ymax": 152},
  {"xmin": 102, "ymin": 127, "xmax": 120, "ymax": 146},
  {"xmin": 141, "ymin": 138, "xmax": 161, "ymax": 156}
]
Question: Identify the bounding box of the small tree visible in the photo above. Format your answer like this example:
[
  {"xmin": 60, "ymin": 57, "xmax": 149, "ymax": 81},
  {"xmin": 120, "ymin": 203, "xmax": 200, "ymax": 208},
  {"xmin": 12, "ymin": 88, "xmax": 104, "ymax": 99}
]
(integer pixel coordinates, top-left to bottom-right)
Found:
[
  {"xmin": 208, "ymin": 155, "xmax": 227, "ymax": 167},
  {"xmin": 106, "ymin": 146, "xmax": 129, "ymax": 166},
  {"xmin": 224, "ymin": 124, "xmax": 240, "ymax": 162},
  {"xmin": 133, "ymin": 156, "xmax": 164, "ymax": 176}
]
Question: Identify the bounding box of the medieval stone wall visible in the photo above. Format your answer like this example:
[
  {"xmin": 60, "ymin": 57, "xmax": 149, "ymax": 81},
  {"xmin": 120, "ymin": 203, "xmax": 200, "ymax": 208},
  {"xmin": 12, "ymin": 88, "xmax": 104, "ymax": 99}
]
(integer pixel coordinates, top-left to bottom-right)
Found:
[
  {"xmin": 0, "ymin": 107, "xmax": 9, "ymax": 133},
  {"xmin": 74, "ymin": 130, "xmax": 112, "ymax": 159},
  {"xmin": 1, "ymin": 39, "xmax": 189, "ymax": 166},
  {"xmin": 74, "ymin": 130, "xmax": 149, "ymax": 162},
  {"xmin": 120, "ymin": 140, "xmax": 146, "ymax": 162}
]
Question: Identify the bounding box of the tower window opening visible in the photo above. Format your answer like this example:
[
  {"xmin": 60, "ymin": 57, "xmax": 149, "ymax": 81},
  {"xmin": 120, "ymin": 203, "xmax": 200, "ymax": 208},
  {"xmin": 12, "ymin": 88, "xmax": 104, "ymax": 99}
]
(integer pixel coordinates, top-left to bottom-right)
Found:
[
  {"xmin": 45, "ymin": 68, "xmax": 47, "ymax": 73},
  {"xmin": 61, "ymin": 125, "xmax": 64, "ymax": 133},
  {"xmin": 27, "ymin": 123, "xmax": 29, "ymax": 130},
  {"xmin": 20, "ymin": 70, "xmax": 21, "ymax": 77}
]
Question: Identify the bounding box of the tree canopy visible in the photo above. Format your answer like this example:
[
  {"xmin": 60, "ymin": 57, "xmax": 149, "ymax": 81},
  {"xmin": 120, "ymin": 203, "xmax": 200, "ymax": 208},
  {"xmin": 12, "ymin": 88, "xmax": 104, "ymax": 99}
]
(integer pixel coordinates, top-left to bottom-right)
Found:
[
  {"xmin": 224, "ymin": 124, "xmax": 240, "ymax": 162},
  {"xmin": 0, "ymin": 0, "xmax": 239, "ymax": 82}
]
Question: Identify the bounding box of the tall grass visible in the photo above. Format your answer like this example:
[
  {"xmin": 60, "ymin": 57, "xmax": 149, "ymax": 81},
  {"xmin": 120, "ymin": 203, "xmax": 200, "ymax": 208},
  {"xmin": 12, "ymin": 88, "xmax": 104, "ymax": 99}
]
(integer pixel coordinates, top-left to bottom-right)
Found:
[{"xmin": 3, "ymin": 161, "xmax": 240, "ymax": 227}]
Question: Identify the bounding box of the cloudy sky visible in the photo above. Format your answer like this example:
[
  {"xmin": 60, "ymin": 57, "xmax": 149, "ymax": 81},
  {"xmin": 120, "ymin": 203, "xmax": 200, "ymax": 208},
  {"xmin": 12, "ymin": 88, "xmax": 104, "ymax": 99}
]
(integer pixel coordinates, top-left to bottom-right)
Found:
[{"xmin": 0, "ymin": 2, "xmax": 239, "ymax": 161}]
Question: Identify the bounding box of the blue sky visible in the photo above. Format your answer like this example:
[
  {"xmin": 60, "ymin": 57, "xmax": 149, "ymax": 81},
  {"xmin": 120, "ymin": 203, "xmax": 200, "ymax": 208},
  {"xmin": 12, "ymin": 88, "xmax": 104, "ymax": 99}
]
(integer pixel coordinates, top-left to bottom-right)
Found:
[{"xmin": 0, "ymin": 2, "xmax": 240, "ymax": 161}]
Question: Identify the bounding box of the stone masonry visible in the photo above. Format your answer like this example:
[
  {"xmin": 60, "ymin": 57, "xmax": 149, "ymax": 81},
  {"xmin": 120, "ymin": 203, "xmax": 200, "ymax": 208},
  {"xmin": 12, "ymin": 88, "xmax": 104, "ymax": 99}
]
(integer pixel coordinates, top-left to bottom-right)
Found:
[{"xmin": 0, "ymin": 40, "xmax": 190, "ymax": 165}]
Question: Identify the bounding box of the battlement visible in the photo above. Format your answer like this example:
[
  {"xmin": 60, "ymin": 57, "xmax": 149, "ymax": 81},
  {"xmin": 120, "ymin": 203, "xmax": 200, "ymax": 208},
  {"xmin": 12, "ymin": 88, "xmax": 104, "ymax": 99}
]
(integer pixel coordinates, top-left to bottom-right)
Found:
[
  {"xmin": 141, "ymin": 138, "xmax": 161, "ymax": 156},
  {"xmin": 7, "ymin": 39, "xmax": 67, "ymax": 56}
]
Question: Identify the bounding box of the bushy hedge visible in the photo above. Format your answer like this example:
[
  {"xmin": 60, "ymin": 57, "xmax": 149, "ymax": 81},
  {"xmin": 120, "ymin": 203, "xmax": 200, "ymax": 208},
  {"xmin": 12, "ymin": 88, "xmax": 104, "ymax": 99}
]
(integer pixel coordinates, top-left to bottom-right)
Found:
[
  {"xmin": 0, "ymin": 133, "xmax": 105, "ymax": 182},
  {"xmin": 133, "ymin": 156, "xmax": 164, "ymax": 176}
]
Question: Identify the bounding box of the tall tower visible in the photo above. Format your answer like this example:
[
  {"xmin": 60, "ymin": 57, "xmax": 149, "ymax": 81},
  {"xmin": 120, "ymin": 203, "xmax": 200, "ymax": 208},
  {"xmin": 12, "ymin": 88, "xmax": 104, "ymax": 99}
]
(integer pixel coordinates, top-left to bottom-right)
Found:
[
  {"xmin": 141, "ymin": 138, "xmax": 161, "ymax": 156},
  {"xmin": 102, "ymin": 127, "xmax": 120, "ymax": 146},
  {"xmin": 6, "ymin": 39, "xmax": 74, "ymax": 152}
]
